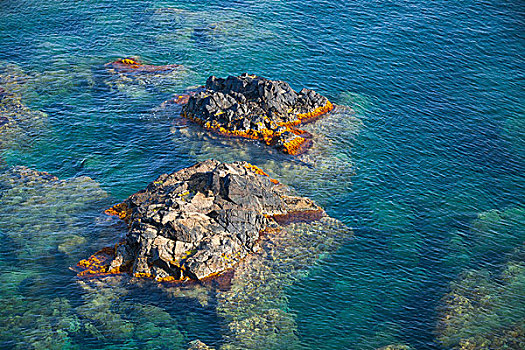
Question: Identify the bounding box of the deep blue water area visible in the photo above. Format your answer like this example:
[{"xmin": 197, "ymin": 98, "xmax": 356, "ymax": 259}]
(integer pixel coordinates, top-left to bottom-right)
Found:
[{"xmin": 0, "ymin": 1, "xmax": 523, "ymax": 349}]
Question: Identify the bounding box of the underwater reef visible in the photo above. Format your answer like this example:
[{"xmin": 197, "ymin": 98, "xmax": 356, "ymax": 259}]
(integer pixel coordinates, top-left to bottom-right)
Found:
[
  {"xmin": 0, "ymin": 63, "xmax": 47, "ymax": 149},
  {"xmin": 0, "ymin": 166, "xmax": 108, "ymax": 261},
  {"xmin": 179, "ymin": 74, "xmax": 334, "ymax": 155},
  {"xmin": 436, "ymin": 248, "xmax": 525, "ymax": 349},
  {"xmin": 438, "ymin": 206, "xmax": 525, "ymax": 350},
  {"xmin": 0, "ymin": 166, "xmax": 113, "ymax": 349},
  {"xmin": 104, "ymin": 57, "xmax": 188, "ymax": 97},
  {"xmin": 77, "ymin": 160, "xmax": 327, "ymax": 282}
]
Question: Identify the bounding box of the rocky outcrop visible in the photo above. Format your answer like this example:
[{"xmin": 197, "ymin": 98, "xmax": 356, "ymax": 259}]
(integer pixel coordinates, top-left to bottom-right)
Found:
[
  {"xmin": 180, "ymin": 74, "xmax": 334, "ymax": 155},
  {"xmin": 77, "ymin": 160, "xmax": 325, "ymax": 281}
]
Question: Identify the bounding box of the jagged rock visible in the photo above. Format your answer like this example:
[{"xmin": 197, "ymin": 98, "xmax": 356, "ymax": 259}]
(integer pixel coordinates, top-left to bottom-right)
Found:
[
  {"xmin": 77, "ymin": 160, "xmax": 324, "ymax": 281},
  {"xmin": 180, "ymin": 73, "xmax": 334, "ymax": 155}
]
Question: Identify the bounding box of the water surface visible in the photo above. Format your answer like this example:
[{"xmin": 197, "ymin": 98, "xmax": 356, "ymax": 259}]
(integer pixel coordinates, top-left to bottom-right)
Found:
[{"xmin": 0, "ymin": 1, "xmax": 523, "ymax": 349}]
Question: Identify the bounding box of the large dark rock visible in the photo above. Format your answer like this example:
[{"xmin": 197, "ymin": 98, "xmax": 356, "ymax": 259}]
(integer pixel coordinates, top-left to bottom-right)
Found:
[
  {"xmin": 181, "ymin": 74, "xmax": 334, "ymax": 155},
  {"xmin": 78, "ymin": 160, "xmax": 324, "ymax": 281}
]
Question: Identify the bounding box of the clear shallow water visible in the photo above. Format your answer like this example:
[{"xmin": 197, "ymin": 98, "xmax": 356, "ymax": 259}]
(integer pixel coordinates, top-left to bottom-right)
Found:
[{"xmin": 0, "ymin": 1, "xmax": 524, "ymax": 349}]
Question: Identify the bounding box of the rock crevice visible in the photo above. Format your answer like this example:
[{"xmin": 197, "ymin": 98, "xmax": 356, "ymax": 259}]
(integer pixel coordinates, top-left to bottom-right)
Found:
[
  {"xmin": 181, "ymin": 74, "xmax": 333, "ymax": 155},
  {"xmin": 78, "ymin": 160, "xmax": 324, "ymax": 281}
]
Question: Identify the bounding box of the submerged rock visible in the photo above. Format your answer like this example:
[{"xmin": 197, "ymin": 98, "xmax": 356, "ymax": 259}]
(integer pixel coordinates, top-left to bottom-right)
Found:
[
  {"xmin": 436, "ymin": 246, "xmax": 525, "ymax": 349},
  {"xmin": 376, "ymin": 345, "xmax": 414, "ymax": 350},
  {"xmin": 0, "ymin": 294, "xmax": 81, "ymax": 350},
  {"xmin": 188, "ymin": 340, "xmax": 215, "ymax": 350},
  {"xmin": 0, "ymin": 63, "xmax": 47, "ymax": 149},
  {"xmin": 106, "ymin": 58, "xmax": 184, "ymax": 74},
  {"xmin": 0, "ymin": 166, "xmax": 108, "ymax": 261},
  {"xmin": 215, "ymin": 215, "xmax": 348, "ymax": 350},
  {"xmin": 179, "ymin": 74, "xmax": 334, "ymax": 155},
  {"xmin": 78, "ymin": 160, "xmax": 325, "ymax": 281},
  {"xmin": 104, "ymin": 57, "xmax": 188, "ymax": 96}
]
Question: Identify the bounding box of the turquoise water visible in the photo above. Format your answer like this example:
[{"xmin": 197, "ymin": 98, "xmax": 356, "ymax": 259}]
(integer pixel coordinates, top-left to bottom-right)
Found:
[{"xmin": 0, "ymin": 1, "xmax": 524, "ymax": 349}]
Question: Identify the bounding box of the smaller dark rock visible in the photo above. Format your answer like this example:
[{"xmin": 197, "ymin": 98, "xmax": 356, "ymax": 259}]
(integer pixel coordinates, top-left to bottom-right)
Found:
[{"xmin": 181, "ymin": 74, "xmax": 334, "ymax": 155}]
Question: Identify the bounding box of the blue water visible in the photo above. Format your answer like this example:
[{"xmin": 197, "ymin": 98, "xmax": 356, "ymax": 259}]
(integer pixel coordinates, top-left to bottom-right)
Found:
[{"xmin": 0, "ymin": 1, "xmax": 523, "ymax": 349}]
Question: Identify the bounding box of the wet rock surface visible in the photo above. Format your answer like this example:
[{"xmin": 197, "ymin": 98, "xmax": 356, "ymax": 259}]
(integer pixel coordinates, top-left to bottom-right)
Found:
[
  {"xmin": 180, "ymin": 74, "xmax": 334, "ymax": 155},
  {"xmin": 79, "ymin": 160, "xmax": 325, "ymax": 281}
]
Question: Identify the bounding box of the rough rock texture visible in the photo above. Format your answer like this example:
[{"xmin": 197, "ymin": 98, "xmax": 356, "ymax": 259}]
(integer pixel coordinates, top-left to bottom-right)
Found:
[
  {"xmin": 180, "ymin": 73, "xmax": 334, "ymax": 155},
  {"xmin": 78, "ymin": 160, "xmax": 324, "ymax": 281}
]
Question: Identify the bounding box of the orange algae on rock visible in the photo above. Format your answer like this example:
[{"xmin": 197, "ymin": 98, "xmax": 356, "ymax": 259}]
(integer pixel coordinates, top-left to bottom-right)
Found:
[
  {"xmin": 115, "ymin": 58, "xmax": 141, "ymax": 68},
  {"xmin": 76, "ymin": 241, "xmax": 133, "ymax": 278},
  {"xmin": 180, "ymin": 74, "xmax": 334, "ymax": 155},
  {"xmin": 280, "ymin": 136, "xmax": 312, "ymax": 156},
  {"xmin": 182, "ymin": 109, "xmax": 327, "ymax": 156},
  {"xmin": 104, "ymin": 202, "xmax": 131, "ymax": 222},
  {"xmin": 271, "ymin": 208, "xmax": 326, "ymax": 226},
  {"xmin": 243, "ymin": 163, "xmax": 279, "ymax": 184},
  {"xmin": 296, "ymin": 100, "xmax": 334, "ymax": 124},
  {"xmin": 76, "ymin": 247, "xmax": 117, "ymax": 277},
  {"xmin": 106, "ymin": 58, "xmax": 183, "ymax": 73}
]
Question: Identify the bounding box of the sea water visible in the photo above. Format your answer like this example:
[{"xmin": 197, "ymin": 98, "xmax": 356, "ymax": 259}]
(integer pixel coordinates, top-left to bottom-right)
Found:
[{"xmin": 0, "ymin": 1, "xmax": 523, "ymax": 349}]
